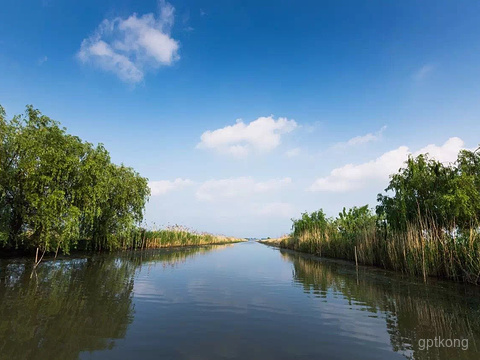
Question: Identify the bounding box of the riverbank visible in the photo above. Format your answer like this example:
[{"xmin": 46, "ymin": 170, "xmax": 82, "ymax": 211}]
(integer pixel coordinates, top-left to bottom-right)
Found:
[
  {"xmin": 0, "ymin": 227, "xmax": 245, "ymax": 260},
  {"xmin": 260, "ymin": 229, "xmax": 480, "ymax": 285},
  {"xmin": 133, "ymin": 227, "xmax": 246, "ymax": 250},
  {"xmin": 257, "ymin": 236, "xmax": 289, "ymax": 246}
]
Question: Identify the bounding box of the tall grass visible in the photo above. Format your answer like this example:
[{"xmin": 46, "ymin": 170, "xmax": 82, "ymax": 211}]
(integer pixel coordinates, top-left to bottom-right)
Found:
[
  {"xmin": 278, "ymin": 211, "xmax": 480, "ymax": 284},
  {"xmin": 115, "ymin": 225, "xmax": 245, "ymax": 250}
]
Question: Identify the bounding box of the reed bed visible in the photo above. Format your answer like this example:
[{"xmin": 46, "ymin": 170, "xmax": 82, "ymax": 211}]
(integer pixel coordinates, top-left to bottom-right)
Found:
[
  {"xmin": 118, "ymin": 225, "xmax": 245, "ymax": 250},
  {"xmin": 277, "ymin": 216, "xmax": 480, "ymax": 284},
  {"xmin": 258, "ymin": 235, "xmax": 290, "ymax": 246}
]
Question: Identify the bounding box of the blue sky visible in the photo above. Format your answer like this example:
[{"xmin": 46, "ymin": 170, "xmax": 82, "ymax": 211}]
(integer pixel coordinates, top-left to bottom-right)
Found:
[{"xmin": 1, "ymin": 0, "xmax": 480, "ymax": 237}]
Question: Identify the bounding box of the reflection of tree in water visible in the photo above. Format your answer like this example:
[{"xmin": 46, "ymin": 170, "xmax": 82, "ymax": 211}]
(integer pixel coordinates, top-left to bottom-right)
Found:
[
  {"xmin": 0, "ymin": 258, "xmax": 135, "ymax": 360},
  {"xmin": 121, "ymin": 244, "xmax": 233, "ymax": 269},
  {"xmin": 281, "ymin": 250, "xmax": 480, "ymax": 360},
  {"xmin": 0, "ymin": 245, "xmax": 227, "ymax": 360}
]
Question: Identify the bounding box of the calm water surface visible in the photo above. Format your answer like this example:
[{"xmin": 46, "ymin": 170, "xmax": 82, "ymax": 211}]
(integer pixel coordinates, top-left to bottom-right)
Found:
[{"xmin": 1, "ymin": 241, "xmax": 480, "ymax": 360}]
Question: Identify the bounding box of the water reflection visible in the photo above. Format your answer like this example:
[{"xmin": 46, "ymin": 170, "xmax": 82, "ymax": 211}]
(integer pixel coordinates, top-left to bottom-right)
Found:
[
  {"xmin": 282, "ymin": 250, "xmax": 480, "ymax": 360},
  {"xmin": 2, "ymin": 243, "xmax": 480, "ymax": 360},
  {"xmin": 119, "ymin": 244, "xmax": 233, "ymax": 269},
  {"xmin": 0, "ymin": 245, "xmax": 228, "ymax": 360}
]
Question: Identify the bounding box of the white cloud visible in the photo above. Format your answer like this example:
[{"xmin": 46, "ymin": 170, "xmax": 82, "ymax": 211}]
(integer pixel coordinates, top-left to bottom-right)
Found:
[
  {"xmin": 285, "ymin": 148, "xmax": 301, "ymax": 158},
  {"xmin": 414, "ymin": 64, "xmax": 434, "ymax": 81},
  {"xmin": 77, "ymin": 0, "xmax": 179, "ymax": 83},
  {"xmin": 197, "ymin": 116, "xmax": 297, "ymax": 158},
  {"xmin": 309, "ymin": 137, "xmax": 465, "ymax": 192},
  {"xmin": 149, "ymin": 178, "xmax": 193, "ymax": 196},
  {"xmin": 196, "ymin": 177, "xmax": 292, "ymax": 202},
  {"xmin": 252, "ymin": 202, "xmax": 295, "ymax": 218},
  {"xmin": 334, "ymin": 125, "xmax": 386, "ymax": 148},
  {"xmin": 415, "ymin": 139, "xmax": 463, "ymax": 161}
]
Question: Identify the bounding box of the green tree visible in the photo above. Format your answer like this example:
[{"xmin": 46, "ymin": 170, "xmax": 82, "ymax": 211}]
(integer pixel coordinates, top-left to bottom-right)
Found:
[
  {"xmin": 376, "ymin": 154, "xmax": 455, "ymax": 230},
  {"xmin": 0, "ymin": 105, "xmax": 150, "ymax": 256},
  {"xmin": 336, "ymin": 205, "xmax": 376, "ymax": 243}
]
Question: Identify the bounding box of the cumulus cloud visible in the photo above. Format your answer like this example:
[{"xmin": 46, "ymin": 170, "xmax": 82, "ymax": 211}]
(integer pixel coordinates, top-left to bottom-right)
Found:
[
  {"xmin": 309, "ymin": 137, "xmax": 465, "ymax": 192},
  {"xmin": 149, "ymin": 178, "xmax": 193, "ymax": 196},
  {"xmin": 196, "ymin": 177, "xmax": 292, "ymax": 201},
  {"xmin": 197, "ymin": 116, "xmax": 297, "ymax": 158},
  {"xmin": 77, "ymin": 0, "xmax": 179, "ymax": 83},
  {"xmin": 334, "ymin": 126, "xmax": 386, "ymax": 148}
]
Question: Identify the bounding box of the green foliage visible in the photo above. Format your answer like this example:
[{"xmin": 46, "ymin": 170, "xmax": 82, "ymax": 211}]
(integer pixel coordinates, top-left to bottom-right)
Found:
[
  {"xmin": 0, "ymin": 105, "xmax": 150, "ymax": 254},
  {"xmin": 287, "ymin": 206, "xmax": 379, "ymax": 263},
  {"xmin": 377, "ymin": 151, "xmax": 480, "ymax": 231},
  {"xmin": 284, "ymin": 147, "xmax": 480, "ymax": 283},
  {"xmin": 336, "ymin": 205, "xmax": 377, "ymax": 242}
]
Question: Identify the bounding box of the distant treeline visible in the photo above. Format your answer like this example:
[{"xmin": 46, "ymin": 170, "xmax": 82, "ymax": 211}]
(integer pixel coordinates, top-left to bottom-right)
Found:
[
  {"xmin": 0, "ymin": 105, "xmax": 151, "ymax": 256},
  {"xmin": 281, "ymin": 147, "xmax": 480, "ymax": 284}
]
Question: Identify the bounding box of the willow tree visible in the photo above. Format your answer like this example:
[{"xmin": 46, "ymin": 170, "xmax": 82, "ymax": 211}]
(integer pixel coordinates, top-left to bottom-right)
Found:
[
  {"xmin": 0, "ymin": 105, "xmax": 150, "ymax": 255},
  {"xmin": 86, "ymin": 163, "xmax": 150, "ymax": 251}
]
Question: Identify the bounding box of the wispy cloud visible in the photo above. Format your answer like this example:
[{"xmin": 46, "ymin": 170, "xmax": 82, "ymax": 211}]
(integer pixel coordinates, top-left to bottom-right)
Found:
[
  {"xmin": 413, "ymin": 64, "xmax": 435, "ymax": 81},
  {"xmin": 37, "ymin": 56, "xmax": 48, "ymax": 65},
  {"xmin": 181, "ymin": 10, "xmax": 194, "ymax": 32},
  {"xmin": 333, "ymin": 125, "xmax": 386, "ymax": 149},
  {"xmin": 309, "ymin": 137, "xmax": 464, "ymax": 192},
  {"xmin": 149, "ymin": 178, "xmax": 193, "ymax": 196},
  {"xmin": 197, "ymin": 116, "xmax": 297, "ymax": 158},
  {"xmin": 77, "ymin": 0, "xmax": 179, "ymax": 83}
]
